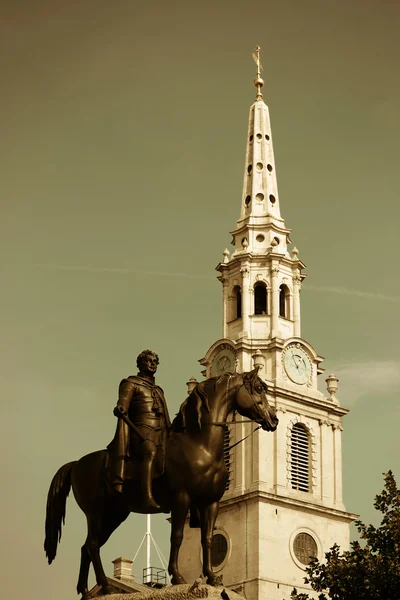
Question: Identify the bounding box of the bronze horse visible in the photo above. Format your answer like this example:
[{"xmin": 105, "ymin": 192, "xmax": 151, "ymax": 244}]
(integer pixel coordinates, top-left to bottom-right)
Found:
[{"xmin": 44, "ymin": 370, "xmax": 278, "ymax": 598}]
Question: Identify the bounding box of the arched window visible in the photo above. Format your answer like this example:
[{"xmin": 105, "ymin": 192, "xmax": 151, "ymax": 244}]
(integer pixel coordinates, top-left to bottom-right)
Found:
[
  {"xmin": 279, "ymin": 284, "xmax": 290, "ymax": 318},
  {"xmin": 254, "ymin": 282, "xmax": 267, "ymax": 315},
  {"xmin": 290, "ymin": 423, "xmax": 311, "ymax": 492},
  {"xmin": 233, "ymin": 285, "xmax": 242, "ymax": 319}
]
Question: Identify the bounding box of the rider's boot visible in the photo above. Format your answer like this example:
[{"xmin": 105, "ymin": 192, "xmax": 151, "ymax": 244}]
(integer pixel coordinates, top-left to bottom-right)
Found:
[{"xmin": 140, "ymin": 444, "xmax": 161, "ymax": 513}]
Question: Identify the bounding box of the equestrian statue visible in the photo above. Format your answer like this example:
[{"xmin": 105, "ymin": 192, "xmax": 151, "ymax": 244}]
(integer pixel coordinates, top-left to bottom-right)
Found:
[{"xmin": 44, "ymin": 349, "xmax": 278, "ymax": 599}]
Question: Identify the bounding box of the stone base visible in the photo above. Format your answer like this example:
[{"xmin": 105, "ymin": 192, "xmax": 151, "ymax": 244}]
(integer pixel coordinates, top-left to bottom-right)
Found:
[{"xmin": 102, "ymin": 583, "xmax": 244, "ymax": 600}]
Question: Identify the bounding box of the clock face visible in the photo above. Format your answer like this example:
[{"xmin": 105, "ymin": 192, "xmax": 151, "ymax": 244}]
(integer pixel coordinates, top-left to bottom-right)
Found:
[
  {"xmin": 283, "ymin": 344, "xmax": 312, "ymax": 385},
  {"xmin": 211, "ymin": 345, "xmax": 236, "ymax": 377}
]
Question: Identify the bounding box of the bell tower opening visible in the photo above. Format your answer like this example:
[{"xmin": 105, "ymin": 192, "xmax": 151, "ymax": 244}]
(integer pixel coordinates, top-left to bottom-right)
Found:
[
  {"xmin": 254, "ymin": 282, "xmax": 267, "ymax": 315},
  {"xmin": 234, "ymin": 286, "xmax": 242, "ymax": 319},
  {"xmin": 279, "ymin": 284, "xmax": 290, "ymax": 318}
]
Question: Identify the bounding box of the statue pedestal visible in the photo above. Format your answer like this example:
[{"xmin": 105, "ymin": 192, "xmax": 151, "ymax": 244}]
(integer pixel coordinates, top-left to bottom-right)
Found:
[{"xmin": 103, "ymin": 583, "xmax": 243, "ymax": 599}]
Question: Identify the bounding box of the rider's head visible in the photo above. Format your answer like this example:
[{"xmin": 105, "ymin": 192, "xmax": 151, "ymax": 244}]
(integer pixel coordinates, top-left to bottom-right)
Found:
[{"xmin": 137, "ymin": 350, "xmax": 159, "ymax": 376}]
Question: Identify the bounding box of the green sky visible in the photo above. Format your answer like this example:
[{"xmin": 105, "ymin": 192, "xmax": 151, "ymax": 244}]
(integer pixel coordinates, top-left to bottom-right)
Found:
[{"xmin": 1, "ymin": 1, "xmax": 400, "ymax": 598}]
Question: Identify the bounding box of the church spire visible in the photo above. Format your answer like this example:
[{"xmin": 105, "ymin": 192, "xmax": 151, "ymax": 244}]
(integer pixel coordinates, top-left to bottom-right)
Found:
[
  {"xmin": 217, "ymin": 47, "xmax": 305, "ymax": 342},
  {"xmin": 233, "ymin": 46, "xmax": 286, "ymax": 253}
]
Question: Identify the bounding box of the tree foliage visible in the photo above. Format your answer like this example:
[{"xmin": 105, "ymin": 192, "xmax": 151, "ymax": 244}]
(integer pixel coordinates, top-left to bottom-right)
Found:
[{"xmin": 290, "ymin": 471, "xmax": 400, "ymax": 600}]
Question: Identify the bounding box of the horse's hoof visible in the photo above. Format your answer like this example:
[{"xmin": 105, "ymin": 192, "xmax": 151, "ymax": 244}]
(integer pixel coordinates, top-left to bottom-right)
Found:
[
  {"xmin": 207, "ymin": 573, "xmax": 223, "ymax": 586},
  {"xmin": 171, "ymin": 575, "xmax": 186, "ymax": 585},
  {"xmin": 101, "ymin": 584, "xmax": 114, "ymax": 595}
]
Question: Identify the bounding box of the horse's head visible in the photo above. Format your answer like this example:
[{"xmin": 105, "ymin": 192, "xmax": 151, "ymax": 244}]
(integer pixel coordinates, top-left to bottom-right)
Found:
[{"xmin": 234, "ymin": 369, "xmax": 279, "ymax": 432}]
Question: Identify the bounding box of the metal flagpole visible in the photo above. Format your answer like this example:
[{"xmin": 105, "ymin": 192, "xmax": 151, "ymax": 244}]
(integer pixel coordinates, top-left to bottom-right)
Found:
[{"xmin": 146, "ymin": 513, "xmax": 151, "ymax": 583}]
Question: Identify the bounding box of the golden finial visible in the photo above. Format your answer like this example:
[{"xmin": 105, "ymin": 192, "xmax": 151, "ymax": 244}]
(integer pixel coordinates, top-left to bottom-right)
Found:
[{"xmin": 252, "ymin": 45, "xmax": 264, "ymax": 100}]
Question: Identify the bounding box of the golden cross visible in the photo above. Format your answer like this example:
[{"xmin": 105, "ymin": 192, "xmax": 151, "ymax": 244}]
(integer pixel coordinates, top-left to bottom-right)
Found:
[{"xmin": 252, "ymin": 45, "xmax": 264, "ymax": 77}]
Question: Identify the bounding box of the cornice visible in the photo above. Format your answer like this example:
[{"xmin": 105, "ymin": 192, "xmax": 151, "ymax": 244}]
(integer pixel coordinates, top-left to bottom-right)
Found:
[
  {"xmin": 216, "ymin": 252, "xmax": 304, "ymax": 272},
  {"xmin": 231, "ymin": 221, "xmax": 291, "ymax": 236},
  {"xmin": 220, "ymin": 490, "xmax": 358, "ymax": 522},
  {"xmin": 273, "ymin": 384, "xmax": 349, "ymax": 416}
]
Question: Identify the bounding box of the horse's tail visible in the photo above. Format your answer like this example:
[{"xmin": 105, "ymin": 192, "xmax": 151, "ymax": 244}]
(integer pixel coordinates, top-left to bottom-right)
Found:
[{"xmin": 44, "ymin": 461, "xmax": 76, "ymax": 564}]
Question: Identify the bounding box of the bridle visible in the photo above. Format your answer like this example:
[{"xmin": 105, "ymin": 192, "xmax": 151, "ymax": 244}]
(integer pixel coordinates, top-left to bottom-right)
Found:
[{"xmin": 202, "ymin": 372, "xmax": 266, "ymax": 450}]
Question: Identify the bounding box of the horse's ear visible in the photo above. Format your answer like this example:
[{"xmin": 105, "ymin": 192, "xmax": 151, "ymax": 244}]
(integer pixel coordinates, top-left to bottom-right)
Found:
[{"xmin": 244, "ymin": 368, "xmax": 259, "ymax": 380}]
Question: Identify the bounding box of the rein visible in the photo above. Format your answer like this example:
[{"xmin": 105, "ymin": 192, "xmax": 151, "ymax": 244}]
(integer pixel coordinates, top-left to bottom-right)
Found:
[
  {"xmin": 200, "ymin": 420, "xmax": 262, "ymax": 451},
  {"xmin": 200, "ymin": 373, "xmax": 264, "ymax": 451}
]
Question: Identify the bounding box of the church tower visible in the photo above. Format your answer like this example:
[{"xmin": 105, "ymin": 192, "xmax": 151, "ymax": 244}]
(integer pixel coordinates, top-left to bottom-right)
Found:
[{"xmin": 179, "ymin": 48, "xmax": 356, "ymax": 599}]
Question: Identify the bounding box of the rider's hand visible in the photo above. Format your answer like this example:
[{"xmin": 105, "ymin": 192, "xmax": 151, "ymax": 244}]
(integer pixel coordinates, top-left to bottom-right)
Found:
[{"xmin": 114, "ymin": 405, "xmax": 127, "ymax": 417}]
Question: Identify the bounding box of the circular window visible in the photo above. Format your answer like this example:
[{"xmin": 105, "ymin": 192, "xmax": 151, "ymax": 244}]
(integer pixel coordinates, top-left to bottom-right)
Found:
[
  {"xmin": 267, "ymin": 164, "xmax": 273, "ymax": 172},
  {"xmin": 256, "ymin": 193, "xmax": 264, "ymax": 201},
  {"xmin": 256, "ymin": 234, "xmax": 265, "ymax": 243},
  {"xmin": 269, "ymin": 194, "xmax": 276, "ymax": 204},
  {"xmin": 245, "ymin": 195, "xmax": 251, "ymax": 206},
  {"xmin": 256, "ymin": 133, "xmax": 262, "ymax": 139},
  {"xmin": 247, "ymin": 164, "xmax": 252, "ymax": 174},
  {"xmin": 256, "ymin": 162, "xmax": 263, "ymax": 171},
  {"xmin": 265, "ymin": 134, "xmax": 270, "ymax": 140},
  {"xmin": 211, "ymin": 533, "xmax": 228, "ymax": 568},
  {"xmin": 293, "ymin": 533, "xmax": 317, "ymax": 565},
  {"xmin": 249, "ymin": 135, "xmax": 254, "ymax": 142}
]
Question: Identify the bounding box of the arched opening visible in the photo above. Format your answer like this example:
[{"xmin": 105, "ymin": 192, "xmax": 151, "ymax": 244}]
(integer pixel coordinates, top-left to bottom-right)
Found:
[
  {"xmin": 289, "ymin": 423, "xmax": 311, "ymax": 493},
  {"xmin": 279, "ymin": 284, "xmax": 290, "ymax": 318},
  {"xmin": 254, "ymin": 282, "xmax": 267, "ymax": 315},
  {"xmin": 233, "ymin": 285, "xmax": 242, "ymax": 319}
]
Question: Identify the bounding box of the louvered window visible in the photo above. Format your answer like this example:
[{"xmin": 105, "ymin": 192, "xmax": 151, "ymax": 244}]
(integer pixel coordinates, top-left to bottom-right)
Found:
[
  {"xmin": 223, "ymin": 427, "xmax": 232, "ymax": 491},
  {"xmin": 290, "ymin": 423, "xmax": 311, "ymax": 492}
]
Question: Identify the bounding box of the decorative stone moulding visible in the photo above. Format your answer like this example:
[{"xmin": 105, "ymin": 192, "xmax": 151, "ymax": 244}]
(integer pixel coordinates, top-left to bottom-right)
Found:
[
  {"xmin": 186, "ymin": 377, "xmax": 198, "ymax": 394},
  {"xmin": 325, "ymin": 374, "xmax": 339, "ymax": 400},
  {"xmin": 252, "ymin": 349, "xmax": 265, "ymax": 371}
]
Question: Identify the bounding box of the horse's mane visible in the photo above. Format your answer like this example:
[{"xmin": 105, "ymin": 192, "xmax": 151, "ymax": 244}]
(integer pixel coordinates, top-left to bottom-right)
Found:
[
  {"xmin": 171, "ymin": 371, "xmax": 267, "ymax": 432},
  {"xmin": 172, "ymin": 375, "xmax": 226, "ymax": 432}
]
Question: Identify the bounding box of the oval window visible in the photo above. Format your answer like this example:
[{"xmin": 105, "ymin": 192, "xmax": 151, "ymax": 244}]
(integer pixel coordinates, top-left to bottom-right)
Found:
[
  {"xmin": 293, "ymin": 533, "xmax": 317, "ymax": 565},
  {"xmin": 211, "ymin": 533, "xmax": 228, "ymax": 568}
]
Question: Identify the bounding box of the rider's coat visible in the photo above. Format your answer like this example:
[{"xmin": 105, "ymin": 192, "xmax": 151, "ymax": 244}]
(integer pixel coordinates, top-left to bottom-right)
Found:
[{"xmin": 107, "ymin": 375, "xmax": 171, "ymax": 485}]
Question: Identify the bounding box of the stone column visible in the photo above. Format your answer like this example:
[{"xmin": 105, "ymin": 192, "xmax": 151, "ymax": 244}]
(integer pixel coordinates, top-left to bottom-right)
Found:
[
  {"xmin": 319, "ymin": 419, "xmax": 334, "ymax": 504},
  {"xmin": 333, "ymin": 423, "xmax": 344, "ymax": 505},
  {"xmin": 292, "ymin": 275, "xmax": 301, "ymax": 337},
  {"xmin": 221, "ymin": 276, "xmax": 229, "ymax": 338},
  {"xmin": 273, "ymin": 407, "xmax": 287, "ymax": 493},
  {"xmin": 271, "ymin": 265, "xmax": 279, "ymax": 339},
  {"xmin": 234, "ymin": 421, "xmax": 246, "ymax": 495},
  {"xmin": 240, "ymin": 265, "xmax": 250, "ymax": 337}
]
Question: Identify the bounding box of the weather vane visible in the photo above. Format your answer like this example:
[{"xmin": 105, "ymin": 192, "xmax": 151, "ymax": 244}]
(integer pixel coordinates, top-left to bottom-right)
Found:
[{"xmin": 252, "ymin": 45, "xmax": 264, "ymax": 100}]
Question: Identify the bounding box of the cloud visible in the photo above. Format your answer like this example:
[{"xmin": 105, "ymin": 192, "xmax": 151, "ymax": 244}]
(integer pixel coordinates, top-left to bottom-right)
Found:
[
  {"xmin": 305, "ymin": 284, "xmax": 400, "ymax": 303},
  {"xmin": 332, "ymin": 360, "xmax": 400, "ymax": 407},
  {"xmin": 34, "ymin": 263, "xmax": 215, "ymax": 280},
  {"xmin": 33, "ymin": 264, "xmax": 400, "ymax": 302}
]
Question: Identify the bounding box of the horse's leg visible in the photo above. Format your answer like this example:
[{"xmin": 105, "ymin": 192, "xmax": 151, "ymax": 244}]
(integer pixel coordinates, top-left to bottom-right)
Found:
[
  {"xmin": 199, "ymin": 501, "xmax": 219, "ymax": 585},
  {"xmin": 168, "ymin": 491, "xmax": 190, "ymax": 585},
  {"xmin": 76, "ymin": 544, "xmax": 91, "ymax": 600},
  {"xmin": 84, "ymin": 515, "xmax": 114, "ymax": 596}
]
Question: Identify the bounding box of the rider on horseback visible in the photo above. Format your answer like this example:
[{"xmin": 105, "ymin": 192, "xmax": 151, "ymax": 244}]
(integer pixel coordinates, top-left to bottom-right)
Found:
[{"xmin": 107, "ymin": 350, "xmax": 171, "ymax": 512}]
